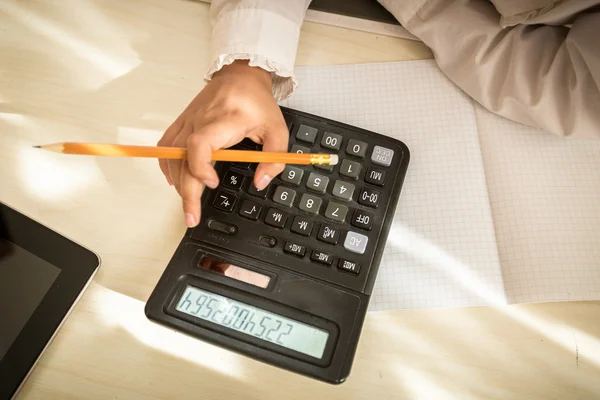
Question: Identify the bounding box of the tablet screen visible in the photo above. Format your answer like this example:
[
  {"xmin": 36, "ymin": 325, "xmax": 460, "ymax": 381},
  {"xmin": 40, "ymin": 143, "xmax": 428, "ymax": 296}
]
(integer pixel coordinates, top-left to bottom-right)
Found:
[{"xmin": 0, "ymin": 238, "xmax": 61, "ymax": 359}]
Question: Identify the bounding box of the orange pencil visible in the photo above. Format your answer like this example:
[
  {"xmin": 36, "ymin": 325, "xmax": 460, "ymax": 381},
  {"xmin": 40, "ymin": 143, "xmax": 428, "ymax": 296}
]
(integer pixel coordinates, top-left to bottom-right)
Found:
[{"xmin": 33, "ymin": 142, "xmax": 339, "ymax": 166}]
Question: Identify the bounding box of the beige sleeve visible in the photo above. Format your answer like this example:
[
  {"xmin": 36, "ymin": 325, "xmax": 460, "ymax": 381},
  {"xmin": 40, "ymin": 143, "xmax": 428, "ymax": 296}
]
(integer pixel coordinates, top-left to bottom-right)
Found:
[
  {"xmin": 206, "ymin": 0, "xmax": 312, "ymax": 101},
  {"xmin": 381, "ymin": 0, "xmax": 600, "ymax": 140}
]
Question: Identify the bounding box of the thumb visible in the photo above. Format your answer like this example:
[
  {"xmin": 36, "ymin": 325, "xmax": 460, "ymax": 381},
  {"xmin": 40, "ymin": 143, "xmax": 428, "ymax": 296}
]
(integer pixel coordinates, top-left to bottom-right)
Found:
[{"xmin": 254, "ymin": 123, "xmax": 289, "ymax": 190}]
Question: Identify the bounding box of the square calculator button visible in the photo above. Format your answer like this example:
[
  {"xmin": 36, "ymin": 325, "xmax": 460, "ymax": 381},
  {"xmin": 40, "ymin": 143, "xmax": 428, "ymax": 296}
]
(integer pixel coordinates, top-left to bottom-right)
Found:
[
  {"xmin": 213, "ymin": 191, "xmax": 236, "ymax": 212},
  {"xmin": 339, "ymin": 159, "xmax": 361, "ymax": 180},
  {"xmin": 365, "ymin": 167, "xmax": 386, "ymax": 186},
  {"xmin": 248, "ymin": 182, "xmax": 269, "ymax": 199},
  {"xmin": 273, "ymin": 186, "xmax": 296, "ymax": 207},
  {"xmin": 358, "ymin": 188, "xmax": 380, "ymax": 208},
  {"xmin": 338, "ymin": 259, "xmax": 360, "ymax": 275},
  {"xmin": 295, "ymin": 124, "xmax": 318, "ymax": 144},
  {"xmin": 321, "ymin": 132, "xmax": 342, "ymax": 150},
  {"xmin": 317, "ymin": 224, "xmax": 341, "ymax": 245},
  {"xmin": 315, "ymin": 163, "xmax": 334, "ymax": 173},
  {"xmin": 306, "ymin": 172, "xmax": 329, "ymax": 193},
  {"xmin": 299, "ymin": 193, "xmax": 322, "ymax": 214},
  {"xmin": 222, "ymin": 170, "xmax": 244, "ymax": 190},
  {"xmin": 239, "ymin": 199, "xmax": 261, "ymax": 220},
  {"xmin": 291, "ymin": 215, "xmax": 314, "ymax": 236},
  {"xmin": 281, "ymin": 165, "xmax": 304, "ymax": 186},
  {"xmin": 346, "ymin": 139, "xmax": 368, "ymax": 158},
  {"xmin": 371, "ymin": 145, "xmax": 394, "ymax": 167},
  {"xmin": 265, "ymin": 208, "xmax": 288, "ymax": 228},
  {"xmin": 232, "ymin": 162, "xmax": 250, "ymax": 170},
  {"xmin": 344, "ymin": 231, "xmax": 368, "ymax": 254},
  {"xmin": 324, "ymin": 201, "xmax": 348, "ymax": 223},
  {"xmin": 310, "ymin": 250, "xmax": 334, "ymax": 266},
  {"xmin": 291, "ymin": 144, "xmax": 311, "ymax": 154},
  {"xmin": 332, "ymin": 180, "xmax": 355, "ymax": 201},
  {"xmin": 351, "ymin": 209, "xmax": 374, "ymax": 230},
  {"xmin": 284, "ymin": 241, "xmax": 307, "ymax": 257}
]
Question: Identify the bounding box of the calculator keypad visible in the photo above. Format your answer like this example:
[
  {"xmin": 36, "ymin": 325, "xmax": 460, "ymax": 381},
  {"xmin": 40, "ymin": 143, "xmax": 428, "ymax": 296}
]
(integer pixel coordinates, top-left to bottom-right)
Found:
[{"xmin": 195, "ymin": 108, "xmax": 407, "ymax": 294}]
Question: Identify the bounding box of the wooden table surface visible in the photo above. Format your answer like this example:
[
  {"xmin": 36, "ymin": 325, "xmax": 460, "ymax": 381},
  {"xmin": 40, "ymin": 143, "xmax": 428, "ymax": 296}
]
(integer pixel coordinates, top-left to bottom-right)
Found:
[{"xmin": 2, "ymin": 1, "xmax": 599, "ymax": 399}]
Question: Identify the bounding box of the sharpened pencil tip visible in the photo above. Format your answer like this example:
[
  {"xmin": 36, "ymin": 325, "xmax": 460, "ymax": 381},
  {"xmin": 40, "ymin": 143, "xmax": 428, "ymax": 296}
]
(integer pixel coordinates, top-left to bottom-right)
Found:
[{"xmin": 32, "ymin": 145, "xmax": 41, "ymax": 148}]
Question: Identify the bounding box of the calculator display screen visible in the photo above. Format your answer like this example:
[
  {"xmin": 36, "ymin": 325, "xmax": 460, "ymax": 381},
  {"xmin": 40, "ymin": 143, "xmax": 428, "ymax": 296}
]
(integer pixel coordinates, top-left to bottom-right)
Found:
[{"xmin": 175, "ymin": 285, "xmax": 330, "ymax": 359}]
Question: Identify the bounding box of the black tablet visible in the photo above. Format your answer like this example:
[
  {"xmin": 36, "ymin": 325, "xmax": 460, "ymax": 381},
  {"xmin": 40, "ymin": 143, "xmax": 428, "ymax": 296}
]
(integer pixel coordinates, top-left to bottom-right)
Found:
[{"xmin": 0, "ymin": 201, "xmax": 100, "ymax": 399}]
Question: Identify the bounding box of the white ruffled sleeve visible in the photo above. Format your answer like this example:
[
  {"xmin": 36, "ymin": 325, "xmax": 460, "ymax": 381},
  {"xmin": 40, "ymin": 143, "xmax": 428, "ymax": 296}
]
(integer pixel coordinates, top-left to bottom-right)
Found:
[{"xmin": 205, "ymin": 0, "xmax": 311, "ymax": 101}]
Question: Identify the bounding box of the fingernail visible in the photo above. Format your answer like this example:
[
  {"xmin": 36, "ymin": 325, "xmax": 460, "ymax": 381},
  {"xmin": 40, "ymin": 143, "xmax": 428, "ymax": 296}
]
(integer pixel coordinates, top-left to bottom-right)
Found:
[
  {"xmin": 256, "ymin": 174, "xmax": 271, "ymax": 190},
  {"xmin": 203, "ymin": 179, "xmax": 218, "ymax": 189},
  {"xmin": 166, "ymin": 176, "xmax": 173, "ymax": 186},
  {"xmin": 185, "ymin": 213, "xmax": 196, "ymax": 227}
]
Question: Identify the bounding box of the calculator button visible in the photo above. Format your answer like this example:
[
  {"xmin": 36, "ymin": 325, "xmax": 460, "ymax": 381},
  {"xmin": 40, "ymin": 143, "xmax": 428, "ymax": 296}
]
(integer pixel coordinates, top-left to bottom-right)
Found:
[
  {"xmin": 346, "ymin": 139, "xmax": 368, "ymax": 158},
  {"xmin": 259, "ymin": 235, "xmax": 277, "ymax": 247},
  {"xmin": 265, "ymin": 208, "xmax": 288, "ymax": 228},
  {"xmin": 371, "ymin": 145, "xmax": 394, "ymax": 167},
  {"xmin": 284, "ymin": 241, "xmax": 307, "ymax": 257},
  {"xmin": 291, "ymin": 144, "xmax": 311, "ymax": 154},
  {"xmin": 315, "ymin": 163, "xmax": 334, "ymax": 173},
  {"xmin": 338, "ymin": 259, "xmax": 360, "ymax": 275},
  {"xmin": 321, "ymin": 132, "xmax": 342, "ymax": 150},
  {"xmin": 238, "ymin": 199, "xmax": 261, "ymax": 220},
  {"xmin": 273, "ymin": 186, "xmax": 296, "ymax": 207},
  {"xmin": 248, "ymin": 182, "xmax": 269, "ymax": 199},
  {"xmin": 239, "ymin": 138, "xmax": 261, "ymax": 149},
  {"xmin": 213, "ymin": 191, "xmax": 236, "ymax": 212},
  {"xmin": 344, "ymin": 231, "xmax": 368, "ymax": 254},
  {"xmin": 317, "ymin": 224, "xmax": 341, "ymax": 245},
  {"xmin": 306, "ymin": 172, "xmax": 329, "ymax": 193},
  {"xmin": 295, "ymin": 124, "xmax": 318, "ymax": 144},
  {"xmin": 358, "ymin": 188, "xmax": 380, "ymax": 208},
  {"xmin": 291, "ymin": 215, "xmax": 314, "ymax": 236},
  {"xmin": 298, "ymin": 193, "xmax": 322, "ymax": 214},
  {"xmin": 351, "ymin": 209, "xmax": 374, "ymax": 230},
  {"xmin": 310, "ymin": 250, "xmax": 334, "ymax": 266},
  {"xmin": 324, "ymin": 201, "xmax": 348, "ymax": 223},
  {"xmin": 222, "ymin": 170, "xmax": 244, "ymax": 190},
  {"xmin": 332, "ymin": 180, "xmax": 355, "ymax": 201},
  {"xmin": 281, "ymin": 165, "xmax": 304, "ymax": 186},
  {"xmin": 339, "ymin": 159, "xmax": 362, "ymax": 180},
  {"xmin": 207, "ymin": 219, "xmax": 237, "ymax": 235},
  {"xmin": 365, "ymin": 167, "xmax": 386, "ymax": 186}
]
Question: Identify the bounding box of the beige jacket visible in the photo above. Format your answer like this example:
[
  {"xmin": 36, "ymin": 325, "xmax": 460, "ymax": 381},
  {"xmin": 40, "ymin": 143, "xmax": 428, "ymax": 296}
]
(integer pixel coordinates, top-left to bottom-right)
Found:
[{"xmin": 206, "ymin": 0, "xmax": 600, "ymax": 140}]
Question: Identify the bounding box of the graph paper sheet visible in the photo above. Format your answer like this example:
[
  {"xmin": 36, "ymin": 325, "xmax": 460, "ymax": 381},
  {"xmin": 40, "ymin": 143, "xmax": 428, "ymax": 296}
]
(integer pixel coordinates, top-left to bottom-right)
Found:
[
  {"xmin": 282, "ymin": 60, "xmax": 507, "ymax": 311},
  {"xmin": 475, "ymin": 105, "xmax": 600, "ymax": 305},
  {"xmin": 282, "ymin": 59, "xmax": 600, "ymax": 311}
]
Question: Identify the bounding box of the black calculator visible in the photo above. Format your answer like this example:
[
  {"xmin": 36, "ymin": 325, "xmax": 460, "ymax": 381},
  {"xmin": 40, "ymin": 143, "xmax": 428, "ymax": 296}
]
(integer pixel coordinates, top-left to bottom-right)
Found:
[{"xmin": 145, "ymin": 106, "xmax": 410, "ymax": 384}]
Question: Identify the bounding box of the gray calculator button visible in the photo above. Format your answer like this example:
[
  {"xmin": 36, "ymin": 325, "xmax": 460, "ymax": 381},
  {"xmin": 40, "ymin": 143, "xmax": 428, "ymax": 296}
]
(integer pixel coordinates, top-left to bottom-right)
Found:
[
  {"xmin": 306, "ymin": 172, "xmax": 329, "ymax": 193},
  {"xmin": 273, "ymin": 186, "xmax": 296, "ymax": 207},
  {"xmin": 346, "ymin": 139, "xmax": 367, "ymax": 158},
  {"xmin": 315, "ymin": 163, "xmax": 334, "ymax": 172},
  {"xmin": 344, "ymin": 231, "xmax": 369, "ymax": 254},
  {"xmin": 281, "ymin": 165, "xmax": 304, "ymax": 186},
  {"xmin": 291, "ymin": 144, "xmax": 311, "ymax": 154},
  {"xmin": 321, "ymin": 132, "xmax": 342, "ymax": 150},
  {"xmin": 371, "ymin": 145, "xmax": 394, "ymax": 167},
  {"xmin": 324, "ymin": 201, "xmax": 348, "ymax": 222},
  {"xmin": 296, "ymin": 124, "xmax": 318, "ymax": 143},
  {"xmin": 298, "ymin": 193, "xmax": 322, "ymax": 214},
  {"xmin": 332, "ymin": 180, "xmax": 355, "ymax": 201},
  {"xmin": 339, "ymin": 159, "xmax": 361, "ymax": 180}
]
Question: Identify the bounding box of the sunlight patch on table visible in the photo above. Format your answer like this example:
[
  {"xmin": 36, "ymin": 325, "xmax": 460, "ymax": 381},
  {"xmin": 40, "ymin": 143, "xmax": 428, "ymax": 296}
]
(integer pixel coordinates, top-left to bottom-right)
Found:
[
  {"xmin": 0, "ymin": 1, "xmax": 139, "ymax": 89},
  {"xmin": 92, "ymin": 285, "xmax": 243, "ymax": 378},
  {"xmin": 387, "ymin": 225, "xmax": 600, "ymax": 367},
  {"xmin": 18, "ymin": 144, "xmax": 99, "ymax": 201}
]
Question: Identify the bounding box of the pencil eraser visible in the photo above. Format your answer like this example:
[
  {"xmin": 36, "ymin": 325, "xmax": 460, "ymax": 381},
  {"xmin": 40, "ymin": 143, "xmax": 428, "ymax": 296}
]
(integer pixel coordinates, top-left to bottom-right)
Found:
[{"xmin": 329, "ymin": 154, "xmax": 339, "ymax": 165}]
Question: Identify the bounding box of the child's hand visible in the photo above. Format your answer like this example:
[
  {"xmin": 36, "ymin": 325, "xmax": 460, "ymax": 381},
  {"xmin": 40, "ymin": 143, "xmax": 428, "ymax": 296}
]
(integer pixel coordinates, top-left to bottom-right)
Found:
[{"xmin": 157, "ymin": 61, "xmax": 289, "ymax": 227}]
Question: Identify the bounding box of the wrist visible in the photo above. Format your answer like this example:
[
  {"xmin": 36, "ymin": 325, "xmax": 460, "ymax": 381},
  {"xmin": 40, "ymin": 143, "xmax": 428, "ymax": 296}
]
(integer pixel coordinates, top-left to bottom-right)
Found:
[{"xmin": 214, "ymin": 60, "xmax": 272, "ymax": 88}]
